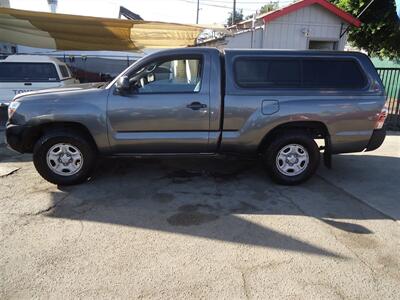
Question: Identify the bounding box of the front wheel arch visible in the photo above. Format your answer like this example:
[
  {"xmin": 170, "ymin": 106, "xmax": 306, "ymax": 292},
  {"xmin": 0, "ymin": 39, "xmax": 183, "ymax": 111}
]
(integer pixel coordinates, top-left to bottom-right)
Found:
[{"xmin": 23, "ymin": 122, "xmax": 98, "ymax": 153}]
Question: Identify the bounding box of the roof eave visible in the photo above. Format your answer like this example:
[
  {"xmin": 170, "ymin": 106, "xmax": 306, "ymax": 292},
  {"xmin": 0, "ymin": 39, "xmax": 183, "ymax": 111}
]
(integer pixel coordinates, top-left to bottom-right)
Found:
[{"xmin": 262, "ymin": 0, "xmax": 361, "ymax": 28}]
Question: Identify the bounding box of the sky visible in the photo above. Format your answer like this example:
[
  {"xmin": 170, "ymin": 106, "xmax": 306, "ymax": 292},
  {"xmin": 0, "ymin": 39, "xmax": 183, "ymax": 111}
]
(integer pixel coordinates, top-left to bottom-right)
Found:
[{"xmin": 9, "ymin": 0, "xmax": 293, "ymax": 25}]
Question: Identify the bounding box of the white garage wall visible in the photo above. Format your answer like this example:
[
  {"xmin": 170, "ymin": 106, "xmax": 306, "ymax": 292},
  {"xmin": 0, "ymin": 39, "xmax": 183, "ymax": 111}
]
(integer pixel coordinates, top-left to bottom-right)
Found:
[
  {"xmin": 262, "ymin": 4, "xmax": 348, "ymax": 50},
  {"xmin": 222, "ymin": 4, "xmax": 350, "ymax": 51}
]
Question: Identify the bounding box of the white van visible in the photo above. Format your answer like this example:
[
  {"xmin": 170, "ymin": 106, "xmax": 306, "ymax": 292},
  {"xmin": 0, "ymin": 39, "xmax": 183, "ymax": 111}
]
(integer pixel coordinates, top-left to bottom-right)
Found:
[{"xmin": 0, "ymin": 55, "xmax": 78, "ymax": 107}]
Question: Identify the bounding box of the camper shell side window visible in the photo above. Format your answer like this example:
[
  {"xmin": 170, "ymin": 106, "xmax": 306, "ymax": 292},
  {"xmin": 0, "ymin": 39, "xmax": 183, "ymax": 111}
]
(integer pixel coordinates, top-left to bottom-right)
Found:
[{"xmin": 233, "ymin": 57, "xmax": 368, "ymax": 90}]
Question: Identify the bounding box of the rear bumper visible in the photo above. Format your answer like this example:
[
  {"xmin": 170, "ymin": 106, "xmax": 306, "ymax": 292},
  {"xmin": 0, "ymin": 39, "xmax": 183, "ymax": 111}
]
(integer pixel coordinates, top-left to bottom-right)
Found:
[
  {"xmin": 5, "ymin": 124, "xmax": 32, "ymax": 153},
  {"xmin": 365, "ymin": 128, "xmax": 386, "ymax": 151}
]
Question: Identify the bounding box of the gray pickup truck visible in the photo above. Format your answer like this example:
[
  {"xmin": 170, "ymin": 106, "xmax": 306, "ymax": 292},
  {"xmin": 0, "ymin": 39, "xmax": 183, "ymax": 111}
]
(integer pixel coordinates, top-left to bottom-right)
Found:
[{"xmin": 6, "ymin": 48, "xmax": 387, "ymax": 185}]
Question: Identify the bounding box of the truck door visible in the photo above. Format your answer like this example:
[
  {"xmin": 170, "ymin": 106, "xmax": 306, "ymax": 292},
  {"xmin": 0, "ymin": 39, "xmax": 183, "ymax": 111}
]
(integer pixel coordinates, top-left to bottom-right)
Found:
[{"xmin": 107, "ymin": 54, "xmax": 211, "ymax": 153}]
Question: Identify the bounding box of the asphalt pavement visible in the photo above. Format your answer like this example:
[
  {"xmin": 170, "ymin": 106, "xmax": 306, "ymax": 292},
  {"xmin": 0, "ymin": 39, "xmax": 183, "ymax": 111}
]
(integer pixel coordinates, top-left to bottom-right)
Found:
[{"xmin": 0, "ymin": 130, "xmax": 399, "ymax": 299}]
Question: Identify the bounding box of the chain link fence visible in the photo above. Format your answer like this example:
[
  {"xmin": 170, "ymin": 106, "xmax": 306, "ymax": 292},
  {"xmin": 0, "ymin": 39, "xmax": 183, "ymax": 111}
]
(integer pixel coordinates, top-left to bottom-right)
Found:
[{"xmin": 376, "ymin": 68, "xmax": 400, "ymax": 130}]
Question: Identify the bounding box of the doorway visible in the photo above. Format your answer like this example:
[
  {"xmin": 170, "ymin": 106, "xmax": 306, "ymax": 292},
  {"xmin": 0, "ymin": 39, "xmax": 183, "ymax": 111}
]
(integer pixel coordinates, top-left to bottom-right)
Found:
[{"xmin": 308, "ymin": 40, "xmax": 338, "ymax": 50}]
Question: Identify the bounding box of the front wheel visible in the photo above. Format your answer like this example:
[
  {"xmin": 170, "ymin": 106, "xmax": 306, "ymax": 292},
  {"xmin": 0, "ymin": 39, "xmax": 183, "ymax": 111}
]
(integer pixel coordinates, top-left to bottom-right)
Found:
[
  {"xmin": 33, "ymin": 132, "xmax": 96, "ymax": 185},
  {"xmin": 264, "ymin": 132, "xmax": 320, "ymax": 185}
]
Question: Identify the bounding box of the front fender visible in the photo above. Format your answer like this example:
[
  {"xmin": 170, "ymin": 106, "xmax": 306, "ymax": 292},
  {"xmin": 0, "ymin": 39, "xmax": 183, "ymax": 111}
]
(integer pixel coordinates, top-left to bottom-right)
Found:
[{"xmin": 9, "ymin": 89, "xmax": 110, "ymax": 153}]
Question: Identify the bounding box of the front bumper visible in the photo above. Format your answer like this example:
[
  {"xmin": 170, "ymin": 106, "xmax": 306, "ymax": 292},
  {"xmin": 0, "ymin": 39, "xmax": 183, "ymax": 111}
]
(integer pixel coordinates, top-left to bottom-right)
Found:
[
  {"xmin": 5, "ymin": 123, "xmax": 32, "ymax": 153},
  {"xmin": 365, "ymin": 128, "xmax": 386, "ymax": 151}
]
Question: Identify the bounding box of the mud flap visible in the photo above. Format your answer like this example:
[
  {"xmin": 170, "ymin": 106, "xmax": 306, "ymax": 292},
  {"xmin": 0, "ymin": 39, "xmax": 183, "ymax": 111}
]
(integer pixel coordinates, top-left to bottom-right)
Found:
[{"xmin": 323, "ymin": 135, "xmax": 332, "ymax": 169}]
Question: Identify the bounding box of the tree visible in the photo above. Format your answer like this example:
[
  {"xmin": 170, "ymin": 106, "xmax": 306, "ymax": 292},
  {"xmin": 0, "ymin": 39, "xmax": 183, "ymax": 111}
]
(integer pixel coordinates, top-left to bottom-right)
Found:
[
  {"xmin": 226, "ymin": 9, "xmax": 244, "ymax": 26},
  {"xmin": 259, "ymin": 2, "xmax": 279, "ymax": 14},
  {"xmin": 244, "ymin": 2, "xmax": 279, "ymax": 20},
  {"xmin": 331, "ymin": 0, "xmax": 400, "ymax": 58}
]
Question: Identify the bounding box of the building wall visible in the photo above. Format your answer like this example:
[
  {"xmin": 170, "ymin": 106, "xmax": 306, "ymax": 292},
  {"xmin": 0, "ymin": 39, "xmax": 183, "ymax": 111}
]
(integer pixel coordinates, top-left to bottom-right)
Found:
[
  {"xmin": 223, "ymin": 4, "xmax": 349, "ymax": 51},
  {"xmin": 225, "ymin": 28, "xmax": 263, "ymax": 49},
  {"xmin": 263, "ymin": 4, "xmax": 347, "ymax": 50}
]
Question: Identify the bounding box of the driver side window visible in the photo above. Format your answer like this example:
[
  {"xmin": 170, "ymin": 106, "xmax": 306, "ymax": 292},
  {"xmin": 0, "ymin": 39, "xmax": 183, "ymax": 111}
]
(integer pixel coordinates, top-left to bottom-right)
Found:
[{"xmin": 129, "ymin": 58, "xmax": 202, "ymax": 94}]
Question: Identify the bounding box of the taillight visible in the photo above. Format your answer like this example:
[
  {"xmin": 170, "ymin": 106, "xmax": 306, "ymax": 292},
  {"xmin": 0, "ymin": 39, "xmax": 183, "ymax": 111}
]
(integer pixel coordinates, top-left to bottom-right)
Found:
[{"xmin": 375, "ymin": 103, "xmax": 388, "ymax": 129}]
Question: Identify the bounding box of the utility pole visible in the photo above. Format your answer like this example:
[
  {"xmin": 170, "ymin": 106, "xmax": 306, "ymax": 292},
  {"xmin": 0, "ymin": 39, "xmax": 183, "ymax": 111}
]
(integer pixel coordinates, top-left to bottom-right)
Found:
[
  {"xmin": 47, "ymin": 0, "xmax": 58, "ymax": 13},
  {"xmin": 232, "ymin": 0, "xmax": 236, "ymax": 25},
  {"xmin": 196, "ymin": 0, "xmax": 200, "ymax": 24}
]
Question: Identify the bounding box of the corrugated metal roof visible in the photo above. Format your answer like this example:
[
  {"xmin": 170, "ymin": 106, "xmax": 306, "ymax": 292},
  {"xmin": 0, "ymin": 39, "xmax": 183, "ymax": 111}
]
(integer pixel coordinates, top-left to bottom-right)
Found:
[{"xmin": 0, "ymin": 7, "xmax": 212, "ymax": 51}]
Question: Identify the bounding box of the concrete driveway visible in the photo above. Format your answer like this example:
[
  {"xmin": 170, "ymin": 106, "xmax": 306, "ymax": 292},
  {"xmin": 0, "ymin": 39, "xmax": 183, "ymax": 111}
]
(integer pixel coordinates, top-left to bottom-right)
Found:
[{"xmin": 0, "ymin": 130, "xmax": 399, "ymax": 299}]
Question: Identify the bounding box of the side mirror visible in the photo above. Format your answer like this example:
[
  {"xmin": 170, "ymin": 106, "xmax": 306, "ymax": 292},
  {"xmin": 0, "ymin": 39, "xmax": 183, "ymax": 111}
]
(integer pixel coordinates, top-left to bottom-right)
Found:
[{"xmin": 115, "ymin": 76, "xmax": 130, "ymax": 94}]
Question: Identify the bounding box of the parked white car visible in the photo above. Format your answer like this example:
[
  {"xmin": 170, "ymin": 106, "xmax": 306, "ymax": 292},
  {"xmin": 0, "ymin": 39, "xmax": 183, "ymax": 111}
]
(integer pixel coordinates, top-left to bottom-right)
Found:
[{"xmin": 0, "ymin": 55, "xmax": 78, "ymax": 107}]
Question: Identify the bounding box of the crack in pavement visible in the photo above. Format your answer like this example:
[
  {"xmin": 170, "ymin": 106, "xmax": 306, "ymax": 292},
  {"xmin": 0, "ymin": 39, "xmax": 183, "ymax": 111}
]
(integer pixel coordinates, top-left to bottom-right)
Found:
[
  {"xmin": 13, "ymin": 193, "xmax": 70, "ymax": 218},
  {"xmin": 316, "ymin": 174, "xmax": 397, "ymax": 222},
  {"xmin": 299, "ymin": 281, "xmax": 346, "ymax": 300},
  {"xmin": 278, "ymin": 185, "xmax": 382, "ymax": 273},
  {"xmin": 0, "ymin": 193, "xmax": 76, "ymax": 246},
  {"xmin": 278, "ymin": 178, "xmax": 384, "ymax": 288},
  {"xmin": 0, "ymin": 167, "xmax": 20, "ymax": 178},
  {"xmin": 328, "ymin": 227, "xmax": 380, "ymax": 289},
  {"xmin": 240, "ymin": 270, "xmax": 250, "ymax": 300},
  {"xmin": 234, "ymin": 259, "xmax": 294, "ymax": 299}
]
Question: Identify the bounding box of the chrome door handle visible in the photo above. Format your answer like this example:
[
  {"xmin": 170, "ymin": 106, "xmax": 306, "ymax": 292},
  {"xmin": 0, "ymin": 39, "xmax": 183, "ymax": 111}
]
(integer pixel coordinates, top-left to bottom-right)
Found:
[{"xmin": 186, "ymin": 101, "xmax": 207, "ymax": 110}]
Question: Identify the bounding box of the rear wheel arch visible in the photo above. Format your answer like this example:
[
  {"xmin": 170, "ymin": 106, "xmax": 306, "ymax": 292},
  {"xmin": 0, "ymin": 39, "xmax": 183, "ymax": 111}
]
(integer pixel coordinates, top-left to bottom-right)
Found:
[{"xmin": 258, "ymin": 121, "xmax": 330, "ymax": 153}]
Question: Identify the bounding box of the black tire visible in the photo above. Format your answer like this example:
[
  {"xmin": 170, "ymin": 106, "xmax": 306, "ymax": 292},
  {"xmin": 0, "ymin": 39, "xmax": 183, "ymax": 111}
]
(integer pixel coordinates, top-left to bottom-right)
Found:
[
  {"xmin": 263, "ymin": 131, "xmax": 320, "ymax": 185},
  {"xmin": 33, "ymin": 131, "xmax": 96, "ymax": 186}
]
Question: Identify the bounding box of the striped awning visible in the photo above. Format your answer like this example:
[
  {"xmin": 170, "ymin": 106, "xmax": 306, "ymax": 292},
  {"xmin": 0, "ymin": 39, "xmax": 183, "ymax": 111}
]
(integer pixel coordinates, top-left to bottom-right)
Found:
[{"xmin": 0, "ymin": 7, "xmax": 208, "ymax": 51}]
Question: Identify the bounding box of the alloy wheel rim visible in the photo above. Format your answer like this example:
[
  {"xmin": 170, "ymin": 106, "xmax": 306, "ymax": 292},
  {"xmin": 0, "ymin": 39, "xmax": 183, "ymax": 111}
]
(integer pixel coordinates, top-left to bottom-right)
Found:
[
  {"xmin": 46, "ymin": 143, "xmax": 83, "ymax": 176},
  {"xmin": 275, "ymin": 144, "xmax": 309, "ymax": 176}
]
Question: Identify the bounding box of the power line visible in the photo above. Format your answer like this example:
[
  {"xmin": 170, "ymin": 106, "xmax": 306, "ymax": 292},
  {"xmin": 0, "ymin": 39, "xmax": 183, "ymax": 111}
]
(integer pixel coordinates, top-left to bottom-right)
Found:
[
  {"xmin": 190, "ymin": 0, "xmax": 283, "ymax": 3},
  {"xmin": 217, "ymin": 0, "xmax": 283, "ymax": 3},
  {"xmin": 340, "ymin": 0, "xmax": 375, "ymax": 38},
  {"xmin": 181, "ymin": 0, "xmax": 293, "ymax": 4},
  {"xmin": 176, "ymin": 0, "xmax": 232, "ymax": 9},
  {"xmin": 176, "ymin": 0, "xmax": 294, "ymax": 10},
  {"xmin": 175, "ymin": 0, "xmax": 258, "ymax": 11},
  {"xmin": 176, "ymin": 0, "xmax": 296, "ymax": 24}
]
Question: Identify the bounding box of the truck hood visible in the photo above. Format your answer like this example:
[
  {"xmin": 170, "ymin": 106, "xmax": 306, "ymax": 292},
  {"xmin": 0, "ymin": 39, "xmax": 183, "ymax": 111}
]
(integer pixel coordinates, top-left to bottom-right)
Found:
[{"xmin": 13, "ymin": 82, "xmax": 106, "ymax": 102}]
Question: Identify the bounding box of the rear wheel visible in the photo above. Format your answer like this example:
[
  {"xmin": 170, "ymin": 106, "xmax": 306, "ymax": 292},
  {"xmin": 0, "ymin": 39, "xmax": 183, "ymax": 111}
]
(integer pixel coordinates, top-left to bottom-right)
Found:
[
  {"xmin": 264, "ymin": 132, "xmax": 320, "ymax": 185},
  {"xmin": 33, "ymin": 132, "xmax": 96, "ymax": 185}
]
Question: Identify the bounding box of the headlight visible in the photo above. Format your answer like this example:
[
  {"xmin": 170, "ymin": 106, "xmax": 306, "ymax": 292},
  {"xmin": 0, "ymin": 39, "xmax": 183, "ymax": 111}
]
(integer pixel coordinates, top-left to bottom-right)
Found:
[{"xmin": 8, "ymin": 101, "xmax": 20, "ymax": 119}]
